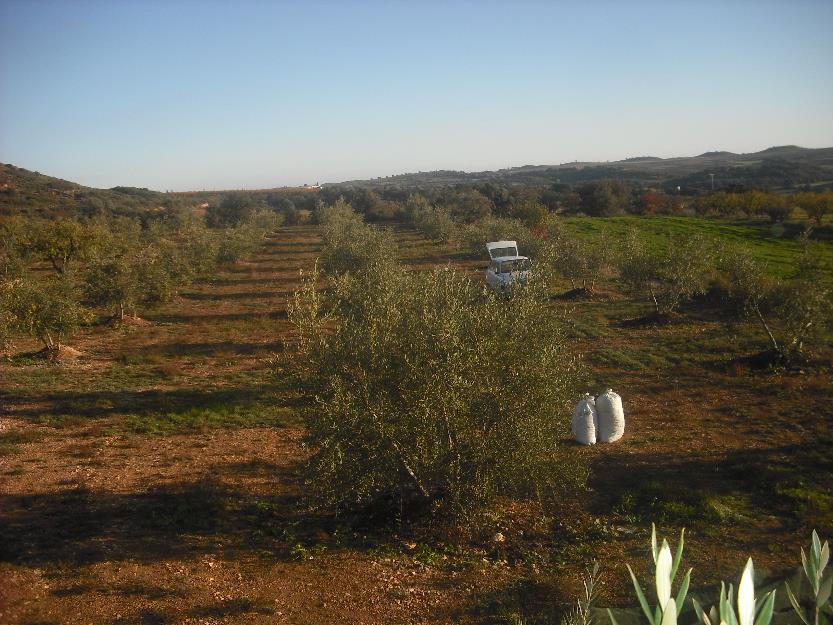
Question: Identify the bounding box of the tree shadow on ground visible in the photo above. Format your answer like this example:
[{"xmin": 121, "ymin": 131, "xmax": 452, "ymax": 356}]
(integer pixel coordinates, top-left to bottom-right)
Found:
[
  {"xmin": 145, "ymin": 310, "xmax": 287, "ymax": 323},
  {"xmin": 0, "ymin": 383, "xmax": 303, "ymax": 421},
  {"xmin": 588, "ymin": 439, "xmax": 833, "ymax": 533},
  {"xmin": 179, "ymin": 290, "xmax": 291, "ymax": 301},
  {"xmin": 435, "ymin": 576, "xmax": 563, "ymax": 625},
  {"xmin": 0, "ymin": 474, "xmax": 331, "ymax": 567},
  {"xmin": 134, "ymin": 340, "xmax": 284, "ymax": 357}
]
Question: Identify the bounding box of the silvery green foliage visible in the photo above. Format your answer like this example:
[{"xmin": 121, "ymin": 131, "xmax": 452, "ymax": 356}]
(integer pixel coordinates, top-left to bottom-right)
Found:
[
  {"xmin": 786, "ymin": 531, "xmax": 832, "ymax": 625},
  {"xmin": 406, "ymin": 194, "xmax": 457, "ymax": 243},
  {"xmin": 317, "ymin": 198, "xmax": 397, "ymax": 276},
  {"xmin": 562, "ymin": 561, "xmax": 603, "ymax": 625},
  {"xmin": 617, "ymin": 231, "xmax": 713, "ymax": 316},
  {"xmin": 290, "ymin": 260, "xmax": 582, "ymax": 516},
  {"xmin": 459, "ymin": 216, "xmax": 545, "ymax": 260},
  {"xmin": 691, "ymin": 558, "xmax": 776, "ymax": 625},
  {"xmin": 608, "ymin": 524, "xmax": 691, "ymax": 625},
  {"xmin": 555, "ymin": 235, "xmax": 612, "ymax": 294}
]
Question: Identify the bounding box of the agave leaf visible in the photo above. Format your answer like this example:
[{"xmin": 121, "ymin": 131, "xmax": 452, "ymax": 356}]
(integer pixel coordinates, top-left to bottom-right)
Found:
[
  {"xmin": 719, "ymin": 583, "xmax": 731, "ymax": 625},
  {"xmin": 785, "ymin": 582, "xmax": 810, "ymax": 625},
  {"xmin": 627, "ymin": 564, "xmax": 655, "ymax": 625},
  {"xmin": 661, "ymin": 599, "xmax": 677, "ymax": 625},
  {"xmin": 738, "ymin": 559, "xmax": 756, "ymax": 625},
  {"xmin": 655, "ymin": 605, "xmax": 662, "ymax": 625},
  {"xmin": 725, "ymin": 585, "xmax": 738, "ymax": 625},
  {"xmin": 675, "ymin": 569, "xmax": 692, "ymax": 616},
  {"xmin": 652, "ymin": 524, "xmax": 658, "ymax": 564},
  {"xmin": 814, "ymin": 531, "xmax": 823, "ymax": 563},
  {"xmin": 671, "ymin": 528, "xmax": 686, "ymax": 582},
  {"xmin": 692, "ymin": 598, "xmax": 708, "ymax": 625},
  {"xmin": 822, "ymin": 541, "xmax": 831, "ymax": 576},
  {"xmin": 754, "ymin": 590, "xmax": 776, "ymax": 625},
  {"xmin": 709, "ymin": 606, "xmax": 719, "ymax": 625},
  {"xmin": 819, "ymin": 572, "xmax": 833, "ymax": 607},
  {"xmin": 608, "ymin": 608, "xmax": 622, "ymax": 625},
  {"xmin": 657, "ymin": 543, "xmax": 673, "ymax": 610}
]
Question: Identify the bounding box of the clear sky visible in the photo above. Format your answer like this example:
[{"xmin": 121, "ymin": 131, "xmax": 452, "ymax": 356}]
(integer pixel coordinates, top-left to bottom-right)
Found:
[{"xmin": 1, "ymin": 0, "xmax": 832, "ymax": 191}]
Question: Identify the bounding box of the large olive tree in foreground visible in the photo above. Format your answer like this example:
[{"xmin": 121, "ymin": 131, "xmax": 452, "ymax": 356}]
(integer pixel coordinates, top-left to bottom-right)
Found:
[{"xmin": 289, "ymin": 261, "xmax": 583, "ymax": 518}]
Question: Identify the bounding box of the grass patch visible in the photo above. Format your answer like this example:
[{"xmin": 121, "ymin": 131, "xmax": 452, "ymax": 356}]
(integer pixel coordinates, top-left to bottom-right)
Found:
[
  {"xmin": 613, "ymin": 479, "xmax": 723, "ymax": 528},
  {"xmin": 125, "ymin": 404, "xmax": 297, "ymax": 434},
  {"xmin": 0, "ymin": 429, "xmax": 45, "ymax": 455},
  {"xmin": 589, "ymin": 346, "xmax": 671, "ymax": 371},
  {"xmin": 563, "ymin": 215, "xmax": 833, "ymax": 280}
]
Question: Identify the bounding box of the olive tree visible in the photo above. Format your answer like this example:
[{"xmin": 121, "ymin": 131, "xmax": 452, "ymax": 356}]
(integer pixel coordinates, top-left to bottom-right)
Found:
[
  {"xmin": 85, "ymin": 219, "xmax": 179, "ymax": 320},
  {"xmin": 618, "ymin": 231, "xmax": 713, "ymax": 317},
  {"xmin": 555, "ymin": 234, "xmax": 613, "ymax": 294},
  {"xmin": 318, "ymin": 199, "xmax": 397, "ymax": 275},
  {"xmin": 0, "ymin": 217, "xmax": 33, "ymax": 280},
  {"xmin": 30, "ymin": 218, "xmax": 103, "ymax": 275},
  {"xmin": 459, "ymin": 216, "xmax": 544, "ymax": 259},
  {"xmin": 406, "ymin": 194, "xmax": 457, "ymax": 243},
  {"xmin": 721, "ymin": 244, "xmax": 831, "ymax": 364},
  {"xmin": 289, "ymin": 261, "xmax": 584, "ymax": 517},
  {"xmin": 0, "ymin": 276, "xmax": 90, "ymax": 355}
]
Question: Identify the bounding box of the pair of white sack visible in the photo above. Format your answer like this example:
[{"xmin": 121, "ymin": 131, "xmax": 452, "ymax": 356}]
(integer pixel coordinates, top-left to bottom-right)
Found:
[{"xmin": 571, "ymin": 389, "xmax": 625, "ymax": 445}]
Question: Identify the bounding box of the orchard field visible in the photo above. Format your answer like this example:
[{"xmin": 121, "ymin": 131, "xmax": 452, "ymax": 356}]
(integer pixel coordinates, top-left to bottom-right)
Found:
[{"xmin": 1, "ymin": 217, "xmax": 832, "ymax": 625}]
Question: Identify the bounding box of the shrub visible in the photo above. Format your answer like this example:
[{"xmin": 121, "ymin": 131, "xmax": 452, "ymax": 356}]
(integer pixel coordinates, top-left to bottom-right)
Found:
[
  {"xmin": 458, "ymin": 216, "xmax": 544, "ymax": 260},
  {"xmin": 406, "ymin": 194, "xmax": 457, "ymax": 243},
  {"xmin": 318, "ymin": 199, "xmax": 397, "ymax": 275},
  {"xmin": 721, "ymin": 244, "xmax": 832, "ymax": 363},
  {"xmin": 29, "ymin": 218, "xmax": 104, "ymax": 275},
  {"xmin": 85, "ymin": 219, "xmax": 179, "ymax": 319},
  {"xmin": 618, "ymin": 231, "xmax": 714, "ymax": 317},
  {"xmin": 1, "ymin": 275, "xmax": 91, "ymax": 353},
  {"xmin": 555, "ymin": 234, "xmax": 613, "ymax": 294},
  {"xmin": 0, "ymin": 216, "xmax": 32, "ymax": 280},
  {"xmin": 289, "ymin": 261, "xmax": 584, "ymax": 518}
]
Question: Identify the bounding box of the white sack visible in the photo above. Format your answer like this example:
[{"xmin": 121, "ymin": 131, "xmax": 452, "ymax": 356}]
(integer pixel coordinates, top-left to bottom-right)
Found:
[
  {"xmin": 571, "ymin": 394, "xmax": 597, "ymax": 445},
  {"xmin": 596, "ymin": 388, "xmax": 625, "ymax": 443}
]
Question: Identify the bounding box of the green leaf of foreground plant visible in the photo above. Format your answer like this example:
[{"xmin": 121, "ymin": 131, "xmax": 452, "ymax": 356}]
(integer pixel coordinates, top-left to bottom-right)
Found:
[
  {"xmin": 676, "ymin": 569, "xmax": 692, "ymax": 616},
  {"xmin": 754, "ymin": 591, "xmax": 776, "ymax": 625},
  {"xmin": 627, "ymin": 564, "xmax": 656, "ymax": 625},
  {"xmin": 784, "ymin": 582, "xmax": 809, "ymax": 625},
  {"xmin": 818, "ymin": 572, "xmax": 833, "ymax": 607},
  {"xmin": 692, "ymin": 598, "xmax": 709, "ymax": 625},
  {"xmin": 608, "ymin": 608, "xmax": 623, "ymax": 625},
  {"xmin": 671, "ymin": 528, "xmax": 686, "ymax": 582},
  {"xmin": 804, "ymin": 548, "xmax": 819, "ymax": 593},
  {"xmin": 814, "ymin": 531, "xmax": 823, "ymax": 563}
]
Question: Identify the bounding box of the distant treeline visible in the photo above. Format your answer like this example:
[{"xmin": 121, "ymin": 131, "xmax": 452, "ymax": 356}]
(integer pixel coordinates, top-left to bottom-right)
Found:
[{"xmin": 315, "ymin": 182, "xmax": 833, "ymax": 227}]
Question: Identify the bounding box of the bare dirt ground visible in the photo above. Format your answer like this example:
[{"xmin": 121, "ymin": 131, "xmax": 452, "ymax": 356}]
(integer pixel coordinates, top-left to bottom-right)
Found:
[{"xmin": 1, "ymin": 225, "xmax": 831, "ymax": 625}]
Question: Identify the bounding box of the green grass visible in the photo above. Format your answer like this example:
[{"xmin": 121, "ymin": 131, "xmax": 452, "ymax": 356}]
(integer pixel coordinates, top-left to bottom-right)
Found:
[
  {"xmin": 125, "ymin": 404, "xmax": 297, "ymax": 434},
  {"xmin": 0, "ymin": 429, "xmax": 45, "ymax": 455},
  {"xmin": 562, "ymin": 215, "xmax": 833, "ymax": 279},
  {"xmin": 588, "ymin": 346, "xmax": 672, "ymax": 371}
]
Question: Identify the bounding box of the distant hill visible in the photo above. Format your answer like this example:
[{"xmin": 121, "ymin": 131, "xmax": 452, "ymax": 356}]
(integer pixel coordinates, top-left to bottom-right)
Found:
[
  {"xmin": 0, "ymin": 163, "xmax": 172, "ymax": 218},
  {"xmin": 3, "ymin": 144, "xmax": 833, "ymax": 218},
  {"xmin": 335, "ymin": 145, "xmax": 833, "ymax": 192}
]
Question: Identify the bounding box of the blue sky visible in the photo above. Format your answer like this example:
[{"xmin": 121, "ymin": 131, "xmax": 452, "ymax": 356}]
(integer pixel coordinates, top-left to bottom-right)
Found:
[{"xmin": 1, "ymin": 0, "xmax": 832, "ymax": 191}]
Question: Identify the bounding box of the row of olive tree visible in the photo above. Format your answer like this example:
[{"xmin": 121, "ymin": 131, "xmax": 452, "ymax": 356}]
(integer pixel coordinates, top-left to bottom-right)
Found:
[{"xmin": 0, "ymin": 208, "xmax": 280, "ymax": 357}]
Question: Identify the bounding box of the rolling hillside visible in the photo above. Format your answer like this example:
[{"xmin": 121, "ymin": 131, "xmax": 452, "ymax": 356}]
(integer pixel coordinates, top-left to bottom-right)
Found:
[{"xmin": 337, "ymin": 145, "xmax": 833, "ymax": 192}]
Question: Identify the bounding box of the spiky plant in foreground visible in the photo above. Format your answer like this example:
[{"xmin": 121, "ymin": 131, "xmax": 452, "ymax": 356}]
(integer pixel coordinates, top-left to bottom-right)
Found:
[
  {"xmin": 562, "ymin": 561, "xmax": 603, "ymax": 625},
  {"xmin": 608, "ymin": 524, "xmax": 692, "ymax": 625},
  {"xmin": 786, "ymin": 530, "xmax": 832, "ymax": 625}
]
